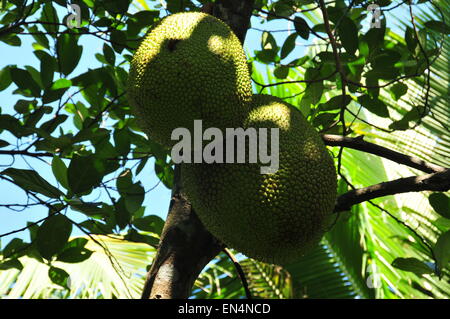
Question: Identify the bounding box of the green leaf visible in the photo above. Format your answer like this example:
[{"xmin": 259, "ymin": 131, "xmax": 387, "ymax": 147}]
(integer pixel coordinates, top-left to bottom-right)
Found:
[
  {"xmin": 24, "ymin": 107, "xmax": 48, "ymax": 128},
  {"xmin": 135, "ymin": 157, "xmax": 149, "ymax": 176},
  {"xmin": 318, "ymin": 95, "xmax": 352, "ymax": 111},
  {"xmin": 301, "ymin": 81, "xmax": 324, "ymax": 106},
  {"xmin": 13, "ymin": 99, "xmax": 36, "ymax": 114},
  {"xmin": 288, "ymin": 56, "xmax": 309, "ymax": 67},
  {"xmin": 57, "ymin": 34, "xmax": 82, "ymax": 76},
  {"xmin": 95, "ymin": 53, "xmax": 107, "ymax": 64},
  {"xmin": 155, "ymin": 159, "xmax": 174, "ymax": 189},
  {"xmin": 103, "ymin": 43, "xmax": 115, "ymax": 65},
  {"xmin": 433, "ymin": 231, "xmax": 450, "ymax": 274},
  {"xmin": 124, "ymin": 228, "xmax": 159, "ymax": 247},
  {"xmin": 37, "ymin": 214, "xmax": 72, "ymax": 260},
  {"xmin": 117, "ymin": 169, "xmax": 133, "ymax": 190},
  {"xmin": 69, "ymin": 201, "xmax": 105, "ymax": 217},
  {"xmin": 338, "ymin": 17, "xmax": 358, "ymax": 55},
  {"xmin": 358, "ymin": 40, "xmax": 369, "ymax": 57},
  {"xmin": 34, "ymin": 51, "xmax": 55, "ymax": 89},
  {"xmin": 40, "ymin": 2, "xmax": 59, "ymax": 34},
  {"xmin": 392, "ymin": 257, "xmax": 434, "ymax": 276},
  {"xmin": 313, "ymin": 112, "xmax": 339, "ymax": 128},
  {"xmin": 0, "ymin": 114, "xmax": 33, "ymax": 138},
  {"xmin": 294, "ymin": 17, "xmax": 309, "ymax": 40},
  {"xmin": 128, "ymin": 10, "xmax": 159, "ymax": 30},
  {"xmin": 0, "ymin": 258, "xmax": 23, "ymax": 271},
  {"xmin": 110, "ymin": 29, "xmax": 127, "ymax": 53},
  {"xmin": 51, "ymin": 78, "xmax": 72, "ymax": 90},
  {"xmin": 40, "ymin": 114, "xmax": 68, "ymax": 134},
  {"xmin": 133, "ymin": 215, "xmax": 165, "ymax": 234},
  {"xmin": 10, "ymin": 68, "xmax": 41, "ymax": 97},
  {"xmin": 424, "ymin": 20, "xmax": 450, "ymax": 35},
  {"xmin": 255, "ymin": 49, "xmax": 278, "ymax": 63},
  {"xmin": 102, "ymin": 0, "xmax": 131, "ymax": 14},
  {"xmin": 48, "ymin": 266, "xmax": 70, "ymax": 288},
  {"xmin": 27, "ymin": 222, "xmax": 39, "ymax": 242},
  {"xmin": 94, "ymin": 17, "xmax": 112, "ymax": 27},
  {"xmin": 67, "ymin": 155, "xmax": 104, "ymax": 195},
  {"xmin": 372, "ymin": 50, "xmax": 401, "ymax": 68},
  {"xmin": 280, "ymin": 33, "xmax": 297, "ymax": 59},
  {"xmin": 29, "ymin": 25, "xmax": 49, "ymax": 49},
  {"xmin": 124, "ymin": 183, "xmax": 145, "ymax": 213},
  {"xmin": 167, "ymin": 0, "xmax": 187, "ymax": 13},
  {"xmin": 405, "ymin": 27, "xmax": 417, "ymax": 53},
  {"xmin": 115, "ymin": 197, "xmax": 131, "ymax": 229},
  {"xmin": 261, "ymin": 31, "xmax": 277, "ymax": 50},
  {"xmin": 52, "ymin": 156, "xmax": 69, "ymax": 190},
  {"xmin": 0, "ymin": 66, "xmax": 12, "ymax": 91},
  {"xmin": 363, "ymin": 24, "xmax": 385, "ymax": 52},
  {"xmin": 273, "ymin": 2, "xmax": 294, "ymax": 17},
  {"xmin": 274, "ymin": 65, "xmax": 289, "ymax": 79},
  {"xmin": 0, "ymin": 34, "xmax": 21, "ymax": 46},
  {"xmin": 0, "ymin": 139, "xmax": 9, "ymax": 148},
  {"xmin": 2, "ymin": 168, "xmax": 64, "ymax": 198},
  {"xmin": 357, "ymin": 95, "xmax": 390, "ymax": 117},
  {"xmin": 116, "ymin": 169, "xmax": 144, "ymax": 213},
  {"xmin": 429, "ymin": 193, "xmax": 450, "ymax": 219},
  {"xmin": 3, "ymin": 238, "xmax": 28, "ymax": 258},
  {"xmin": 113, "ymin": 128, "xmax": 131, "ymax": 156},
  {"xmin": 64, "ymin": 238, "xmax": 88, "ymax": 249},
  {"xmin": 42, "ymin": 87, "xmax": 68, "ymax": 104},
  {"xmin": 390, "ymin": 82, "xmax": 408, "ymax": 101},
  {"xmin": 56, "ymin": 247, "xmax": 93, "ymax": 263}
]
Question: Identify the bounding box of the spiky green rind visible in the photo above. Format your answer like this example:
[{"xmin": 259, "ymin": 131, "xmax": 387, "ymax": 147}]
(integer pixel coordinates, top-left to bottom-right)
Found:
[
  {"xmin": 128, "ymin": 12, "xmax": 252, "ymax": 147},
  {"xmin": 182, "ymin": 95, "xmax": 337, "ymax": 264}
]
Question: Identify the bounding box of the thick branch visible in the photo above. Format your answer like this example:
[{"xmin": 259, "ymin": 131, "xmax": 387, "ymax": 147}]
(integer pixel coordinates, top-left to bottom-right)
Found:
[
  {"xmin": 335, "ymin": 169, "xmax": 450, "ymax": 212},
  {"xmin": 211, "ymin": 0, "xmax": 255, "ymax": 43},
  {"xmin": 141, "ymin": 165, "xmax": 223, "ymax": 299},
  {"xmin": 322, "ymin": 134, "xmax": 447, "ymax": 174}
]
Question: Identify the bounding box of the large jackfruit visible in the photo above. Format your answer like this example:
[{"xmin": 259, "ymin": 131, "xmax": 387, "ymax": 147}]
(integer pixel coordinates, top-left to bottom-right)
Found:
[
  {"xmin": 182, "ymin": 95, "xmax": 337, "ymax": 264},
  {"xmin": 127, "ymin": 12, "xmax": 252, "ymax": 147}
]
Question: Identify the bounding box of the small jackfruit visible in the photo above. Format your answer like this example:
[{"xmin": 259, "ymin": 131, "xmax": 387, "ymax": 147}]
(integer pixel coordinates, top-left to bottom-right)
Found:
[
  {"xmin": 182, "ymin": 95, "xmax": 337, "ymax": 264},
  {"xmin": 127, "ymin": 12, "xmax": 252, "ymax": 147}
]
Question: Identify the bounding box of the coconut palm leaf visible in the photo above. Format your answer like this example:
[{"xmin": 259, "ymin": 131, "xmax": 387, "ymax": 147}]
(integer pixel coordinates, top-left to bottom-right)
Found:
[
  {"xmin": 0, "ymin": 235, "xmax": 155, "ymax": 298},
  {"xmin": 240, "ymin": 258, "xmax": 294, "ymax": 299}
]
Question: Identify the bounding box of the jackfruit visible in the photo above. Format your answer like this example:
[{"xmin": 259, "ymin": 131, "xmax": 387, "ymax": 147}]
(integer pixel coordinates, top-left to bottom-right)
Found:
[
  {"xmin": 182, "ymin": 94, "xmax": 337, "ymax": 264},
  {"xmin": 127, "ymin": 12, "xmax": 252, "ymax": 147}
]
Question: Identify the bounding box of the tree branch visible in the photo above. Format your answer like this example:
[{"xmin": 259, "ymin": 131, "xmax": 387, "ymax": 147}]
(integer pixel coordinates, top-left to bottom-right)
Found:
[
  {"xmin": 322, "ymin": 134, "xmax": 447, "ymax": 174},
  {"xmin": 335, "ymin": 169, "xmax": 450, "ymax": 212},
  {"xmin": 141, "ymin": 165, "xmax": 223, "ymax": 299},
  {"xmin": 211, "ymin": 0, "xmax": 255, "ymax": 43},
  {"xmin": 223, "ymin": 248, "xmax": 252, "ymax": 299}
]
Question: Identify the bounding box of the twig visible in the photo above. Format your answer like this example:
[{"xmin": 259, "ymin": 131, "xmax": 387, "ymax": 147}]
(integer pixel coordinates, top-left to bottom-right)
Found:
[
  {"xmin": 256, "ymin": 9, "xmax": 328, "ymax": 41},
  {"xmin": 318, "ymin": 0, "xmax": 348, "ymax": 178},
  {"xmin": 322, "ymin": 134, "xmax": 447, "ymax": 174},
  {"xmin": 223, "ymin": 248, "xmax": 252, "ymax": 299},
  {"xmin": 335, "ymin": 169, "xmax": 450, "ymax": 212}
]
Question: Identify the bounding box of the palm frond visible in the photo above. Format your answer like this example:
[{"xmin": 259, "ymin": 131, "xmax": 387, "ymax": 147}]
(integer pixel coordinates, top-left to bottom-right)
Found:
[
  {"xmin": 240, "ymin": 258, "xmax": 294, "ymax": 299},
  {"xmin": 0, "ymin": 235, "xmax": 155, "ymax": 298}
]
